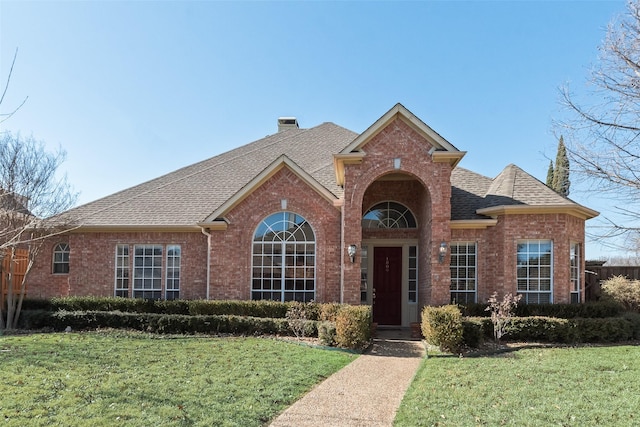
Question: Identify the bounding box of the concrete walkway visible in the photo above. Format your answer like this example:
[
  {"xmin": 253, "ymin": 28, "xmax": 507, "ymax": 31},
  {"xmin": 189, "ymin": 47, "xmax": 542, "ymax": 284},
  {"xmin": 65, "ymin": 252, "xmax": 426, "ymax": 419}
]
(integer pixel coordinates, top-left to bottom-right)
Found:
[{"xmin": 269, "ymin": 330, "xmax": 425, "ymax": 427}]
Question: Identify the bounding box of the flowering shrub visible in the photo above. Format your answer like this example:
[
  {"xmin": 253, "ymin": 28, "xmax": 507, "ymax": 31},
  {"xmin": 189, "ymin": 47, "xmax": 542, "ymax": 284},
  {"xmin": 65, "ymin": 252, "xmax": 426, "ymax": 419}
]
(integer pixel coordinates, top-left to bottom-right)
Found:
[{"xmin": 486, "ymin": 292, "xmax": 522, "ymax": 343}]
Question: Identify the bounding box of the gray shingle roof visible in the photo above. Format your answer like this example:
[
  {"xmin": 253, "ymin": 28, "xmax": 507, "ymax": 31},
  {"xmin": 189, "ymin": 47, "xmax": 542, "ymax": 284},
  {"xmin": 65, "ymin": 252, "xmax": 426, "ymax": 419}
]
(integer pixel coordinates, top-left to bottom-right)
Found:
[
  {"xmin": 451, "ymin": 164, "xmax": 590, "ymax": 220},
  {"xmin": 63, "ymin": 122, "xmax": 593, "ymax": 228},
  {"xmin": 64, "ymin": 123, "xmax": 358, "ymax": 226}
]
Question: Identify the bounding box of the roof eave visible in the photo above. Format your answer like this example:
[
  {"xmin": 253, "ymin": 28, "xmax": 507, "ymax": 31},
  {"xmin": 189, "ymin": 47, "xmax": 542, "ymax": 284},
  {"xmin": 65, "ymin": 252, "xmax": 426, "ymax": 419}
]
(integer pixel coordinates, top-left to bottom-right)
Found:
[
  {"xmin": 432, "ymin": 151, "xmax": 466, "ymax": 168},
  {"xmin": 69, "ymin": 224, "xmax": 204, "ymax": 233},
  {"xmin": 450, "ymin": 219, "xmax": 498, "ymax": 229},
  {"xmin": 476, "ymin": 204, "xmax": 600, "ymax": 220},
  {"xmin": 333, "ymin": 152, "xmax": 365, "ymax": 186}
]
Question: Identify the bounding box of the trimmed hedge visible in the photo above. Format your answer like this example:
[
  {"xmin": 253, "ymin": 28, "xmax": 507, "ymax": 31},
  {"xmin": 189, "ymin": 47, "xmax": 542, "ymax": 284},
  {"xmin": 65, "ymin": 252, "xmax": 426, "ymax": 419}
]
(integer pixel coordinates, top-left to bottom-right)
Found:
[
  {"xmin": 21, "ymin": 297, "xmax": 312, "ymax": 319},
  {"xmin": 465, "ymin": 315, "xmax": 640, "ymax": 344},
  {"xmin": 335, "ymin": 305, "xmax": 372, "ymax": 350},
  {"xmin": 19, "ymin": 310, "xmax": 299, "ymax": 336},
  {"xmin": 17, "ymin": 298, "xmax": 374, "ymax": 350},
  {"xmin": 459, "ymin": 301, "xmax": 623, "ymax": 319},
  {"xmin": 421, "ymin": 305, "xmax": 464, "ymax": 353}
]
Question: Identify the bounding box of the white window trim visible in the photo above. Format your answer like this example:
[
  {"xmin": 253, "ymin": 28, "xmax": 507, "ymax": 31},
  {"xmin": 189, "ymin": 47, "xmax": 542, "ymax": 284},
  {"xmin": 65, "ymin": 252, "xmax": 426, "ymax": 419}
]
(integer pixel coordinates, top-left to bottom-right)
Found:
[
  {"xmin": 450, "ymin": 242, "xmax": 477, "ymax": 304},
  {"xmin": 517, "ymin": 239, "xmax": 554, "ymax": 304},
  {"xmin": 114, "ymin": 244, "xmax": 181, "ymax": 300}
]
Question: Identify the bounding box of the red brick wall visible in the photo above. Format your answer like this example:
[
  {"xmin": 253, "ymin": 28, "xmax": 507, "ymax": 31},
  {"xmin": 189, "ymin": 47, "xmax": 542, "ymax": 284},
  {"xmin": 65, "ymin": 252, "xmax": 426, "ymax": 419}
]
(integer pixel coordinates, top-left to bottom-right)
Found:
[
  {"xmin": 342, "ymin": 117, "xmax": 452, "ymax": 306},
  {"xmin": 211, "ymin": 167, "xmax": 342, "ymax": 302},
  {"xmin": 451, "ymin": 213, "xmax": 586, "ymax": 304},
  {"xmin": 27, "ymin": 232, "xmax": 208, "ymax": 299}
]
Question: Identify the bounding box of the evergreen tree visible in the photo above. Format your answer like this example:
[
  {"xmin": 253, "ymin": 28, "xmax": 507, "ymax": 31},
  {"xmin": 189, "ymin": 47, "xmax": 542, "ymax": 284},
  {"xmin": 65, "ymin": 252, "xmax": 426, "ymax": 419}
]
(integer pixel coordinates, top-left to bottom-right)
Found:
[
  {"xmin": 546, "ymin": 160, "xmax": 554, "ymax": 187},
  {"xmin": 551, "ymin": 136, "xmax": 570, "ymax": 196}
]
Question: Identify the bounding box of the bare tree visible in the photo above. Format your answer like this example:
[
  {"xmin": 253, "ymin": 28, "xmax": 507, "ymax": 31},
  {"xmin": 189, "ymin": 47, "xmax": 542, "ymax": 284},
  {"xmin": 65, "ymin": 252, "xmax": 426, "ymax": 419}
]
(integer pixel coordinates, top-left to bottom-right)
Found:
[
  {"xmin": 558, "ymin": 0, "xmax": 640, "ymax": 249},
  {"xmin": 0, "ymin": 133, "xmax": 77, "ymax": 329},
  {"xmin": 0, "ymin": 47, "xmax": 28, "ymax": 125}
]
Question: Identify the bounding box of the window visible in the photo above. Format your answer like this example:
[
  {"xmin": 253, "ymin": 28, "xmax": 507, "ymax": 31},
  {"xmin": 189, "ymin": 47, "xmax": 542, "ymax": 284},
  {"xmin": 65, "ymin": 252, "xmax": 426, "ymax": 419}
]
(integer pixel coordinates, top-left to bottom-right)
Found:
[
  {"xmin": 362, "ymin": 201, "xmax": 417, "ymax": 228},
  {"xmin": 52, "ymin": 243, "xmax": 70, "ymax": 274},
  {"xmin": 570, "ymin": 243, "xmax": 581, "ymax": 304},
  {"xmin": 252, "ymin": 212, "xmax": 315, "ymax": 302},
  {"xmin": 517, "ymin": 240, "xmax": 553, "ymax": 304},
  {"xmin": 450, "ymin": 242, "xmax": 477, "ymax": 304},
  {"xmin": 166, "ymin": 245, "xmax": 181, "ymax": 300},
  {"xmin": 360, "ymin": 245, "xmax": 369, "ymax": 303},
  {"xmin": 133, "ymin": 245, "xmax": 163, "ymax": 299},
  {"xmin": 408, "ymin": 245, "xmax": 418, "ymax": 303},
  {"xmin": 115, "ymin": 244, "xmax": 181, "ymax": 300},
  {"xmin": 115, "ymin": 245, "xmax": 129, "ymax": 297}
]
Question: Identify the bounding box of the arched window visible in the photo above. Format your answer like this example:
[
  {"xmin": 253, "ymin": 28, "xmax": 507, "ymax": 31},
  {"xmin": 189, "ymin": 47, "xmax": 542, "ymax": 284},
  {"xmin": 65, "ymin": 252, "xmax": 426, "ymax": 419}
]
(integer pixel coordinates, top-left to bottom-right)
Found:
[
  {"xmin": 252, "ymin": 212, "xmax": 315, "ymax": 302},
  {"xmin": 53, "ymin": 243, "xmax": 70, "ymax": 274},
  {"xmin": 362, "ymin": 201, "xmax": 417, "ymax": 228}
]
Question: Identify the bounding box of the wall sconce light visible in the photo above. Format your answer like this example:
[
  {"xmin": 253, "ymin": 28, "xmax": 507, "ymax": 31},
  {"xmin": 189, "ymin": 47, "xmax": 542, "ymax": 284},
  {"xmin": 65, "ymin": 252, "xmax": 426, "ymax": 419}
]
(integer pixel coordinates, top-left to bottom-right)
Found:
[
  {"xmin": 347, "ymin": 244, "xmax": 357, "ymax": 263},
  {"xmin": 438, "ymin": 241, "xmax": 448, "ymax": 263}
]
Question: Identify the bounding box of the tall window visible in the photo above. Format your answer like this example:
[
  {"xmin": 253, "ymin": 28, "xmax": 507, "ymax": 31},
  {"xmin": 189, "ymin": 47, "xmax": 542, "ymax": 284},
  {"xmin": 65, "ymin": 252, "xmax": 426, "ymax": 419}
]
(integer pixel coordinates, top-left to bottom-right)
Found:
[
  {"xmin": 133, "ymin": 245, "xmax": 163, "ymax": 299},
  {"xmin": 450, "ymin": 242, "xmax": 477, "ymax": 304},
  {"xmin": 570, "ymin": 243, "xmax": 581, "ymax": 304},
  {"xmin": 52, "ymin": 243, "xmax": 70, "ymax": 274},
  {"xmin": 517, "ymin": 240, "xmax": 553, "ymax": 304},
  {"xmin": 165, "ymin": 245, "xmax": 181, "ymax": 300},
  {"xmin": 362, "ymin": 201, "xmax": 417, "ymax": 228},
  {"xmin": 360, "ymin": 245, "xmax": 369, "ymax": 303},
  {"xmin": 252, "ymin": 212, "xmax": 315, "ymax": 302},
  {"xmin": 115, "ymin": 245, "xmax": 129, "ymax": 297},
  {"xmin": 408, "ymin": 246, "xmax": 418, "ymax": 303}
]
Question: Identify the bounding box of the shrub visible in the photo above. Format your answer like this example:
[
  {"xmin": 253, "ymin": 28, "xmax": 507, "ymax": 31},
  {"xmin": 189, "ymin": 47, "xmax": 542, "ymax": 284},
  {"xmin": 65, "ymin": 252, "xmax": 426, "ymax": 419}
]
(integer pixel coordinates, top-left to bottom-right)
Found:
[
  {"xmin": 319, "ymin": 303, "xmax": 342, "ymax": 322},
  {"xmin": 459, "ymin": 301, "xmax": 623, "ymax": 318},
  {"xmin": 318, "ymin": 321, "xmax": 337, "ymax": 346},
  {"xmin": 601, "ymin": 275, "xmax": 640, "ymax": 312},
  {"xmin": 335, "ymin": 305, "xmax": 371, "ymax": 350},
  {"xmin": 18, "ymin": 310, "xmax": 299, "ymax": 336},
  {"xmin": 461, "ymin": 318, "xmax": 485, "ymax": 348},
  {"xmin": 486, "ymin": 292, "xmax": 521, "ymax": 343},
  {"xmin": 421, "ymin": 305, "xmax": 464, "ymax": 353}
]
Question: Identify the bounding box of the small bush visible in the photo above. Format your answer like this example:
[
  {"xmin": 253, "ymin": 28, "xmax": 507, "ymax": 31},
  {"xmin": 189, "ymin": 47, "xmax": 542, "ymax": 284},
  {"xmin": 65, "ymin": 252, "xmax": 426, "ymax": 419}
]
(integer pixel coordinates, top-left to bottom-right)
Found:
[
  {"xmin": 335, "ymin": 305, "xmax": 371, "ymax": 350},
  {"xmin": 319, "ymin": 303, "xmax": 342, "ymax": 322},
  {"xmin": 421, "ymin": 305, "xmax": 464, "ymax": 353},
  {"xmin": 318, "ymin": 321, "xmax": 337, "ymax": 346},
  {"xmin": 601, "ymin": 275, "xmax": 640, "ymax": 312}
]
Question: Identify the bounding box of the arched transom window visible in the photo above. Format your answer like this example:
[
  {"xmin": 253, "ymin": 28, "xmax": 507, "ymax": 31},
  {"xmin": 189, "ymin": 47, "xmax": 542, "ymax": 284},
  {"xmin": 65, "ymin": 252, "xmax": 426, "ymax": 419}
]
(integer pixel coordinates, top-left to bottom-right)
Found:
[
  {"xmin": 362, "ymin": 201, "xmax": 417, "ymax": 228},
  {"xmin": 252, "ymin": 212, "xmax": 316, "ymax": 302}
]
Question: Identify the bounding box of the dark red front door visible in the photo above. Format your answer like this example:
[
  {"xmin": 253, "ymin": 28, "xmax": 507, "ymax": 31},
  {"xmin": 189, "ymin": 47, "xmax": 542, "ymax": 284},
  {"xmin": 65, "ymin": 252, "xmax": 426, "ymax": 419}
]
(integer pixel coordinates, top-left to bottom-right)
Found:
[{"xmin": 373, "ymin": 247, "xmax": 402, "ymax": 325}]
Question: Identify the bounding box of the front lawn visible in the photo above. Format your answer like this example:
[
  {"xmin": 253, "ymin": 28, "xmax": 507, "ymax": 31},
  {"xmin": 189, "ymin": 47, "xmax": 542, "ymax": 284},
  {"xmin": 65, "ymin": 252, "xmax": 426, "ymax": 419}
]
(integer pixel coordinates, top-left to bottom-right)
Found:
[
  {"xmin": 395, "ymin": 345, "xmax": 640, "ymax": 426},
  {"xmin": 0, "ymin": 331, "xmax": 356, "ymax": 426}
]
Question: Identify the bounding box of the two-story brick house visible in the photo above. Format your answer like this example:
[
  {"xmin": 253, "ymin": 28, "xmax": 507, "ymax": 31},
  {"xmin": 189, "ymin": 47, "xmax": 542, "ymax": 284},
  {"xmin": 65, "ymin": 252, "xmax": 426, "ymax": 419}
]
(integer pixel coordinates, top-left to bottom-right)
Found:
[{"xmin": 26, "ymin": 104, "xmax": 598, "ymax": 326}]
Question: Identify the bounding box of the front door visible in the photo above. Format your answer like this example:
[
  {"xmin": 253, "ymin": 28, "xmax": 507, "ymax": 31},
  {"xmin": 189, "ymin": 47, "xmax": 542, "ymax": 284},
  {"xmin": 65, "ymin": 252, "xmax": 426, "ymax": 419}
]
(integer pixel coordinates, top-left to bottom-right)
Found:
[{"xmin": 373, "ymin": 247, "xmax": 402, "ymax": 325}]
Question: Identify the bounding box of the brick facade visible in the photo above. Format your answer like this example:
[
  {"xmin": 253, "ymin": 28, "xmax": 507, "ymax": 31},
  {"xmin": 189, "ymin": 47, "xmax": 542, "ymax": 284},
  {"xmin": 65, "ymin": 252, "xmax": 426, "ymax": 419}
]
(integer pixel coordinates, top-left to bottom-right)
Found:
[{"xmin": 24, "ymin": 106, "xmax": 593, "ymax": 325}]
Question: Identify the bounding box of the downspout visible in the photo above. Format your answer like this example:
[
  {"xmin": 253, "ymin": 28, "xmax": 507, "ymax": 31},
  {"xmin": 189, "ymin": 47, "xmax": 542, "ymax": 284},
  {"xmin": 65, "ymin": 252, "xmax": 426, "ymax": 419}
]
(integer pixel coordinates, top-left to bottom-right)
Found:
[
  {"xmin": 200, "ymin": 227, "xmax": 212, "ymax": 300},
  {"xmin": 339, "ymin": 199, "xmax": 345, "ymax": 304}
]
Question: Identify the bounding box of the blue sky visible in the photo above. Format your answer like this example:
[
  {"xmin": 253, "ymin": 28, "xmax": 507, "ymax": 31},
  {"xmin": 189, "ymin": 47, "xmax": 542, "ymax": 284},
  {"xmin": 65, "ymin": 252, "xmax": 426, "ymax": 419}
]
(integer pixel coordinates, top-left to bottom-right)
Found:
[{"xmin": 0, "ymin": 0, "xmax": 628, "ymax": 258}]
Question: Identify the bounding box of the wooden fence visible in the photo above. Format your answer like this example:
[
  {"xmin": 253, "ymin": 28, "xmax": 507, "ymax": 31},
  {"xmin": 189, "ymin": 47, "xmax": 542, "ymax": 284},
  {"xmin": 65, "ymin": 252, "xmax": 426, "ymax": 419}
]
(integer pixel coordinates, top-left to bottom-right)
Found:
[
  {"xmin": 1, "ymin": 249, "xmax": 29, "ymax": 307},
  {"xmin": 585, "ymin": 262, "xmax": 640, "ymax": 301}
]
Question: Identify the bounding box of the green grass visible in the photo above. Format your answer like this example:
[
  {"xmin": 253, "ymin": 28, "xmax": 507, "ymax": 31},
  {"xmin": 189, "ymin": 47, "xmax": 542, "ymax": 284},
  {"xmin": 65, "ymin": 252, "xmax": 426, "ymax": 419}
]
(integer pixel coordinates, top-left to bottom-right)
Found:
[
  {"xmin": 0, "ymin": 331, "xmax": 356, "ymax": 426},
  {"xmin": 395, "ymin": 345, "xmax": 640, "ymax": 426}
]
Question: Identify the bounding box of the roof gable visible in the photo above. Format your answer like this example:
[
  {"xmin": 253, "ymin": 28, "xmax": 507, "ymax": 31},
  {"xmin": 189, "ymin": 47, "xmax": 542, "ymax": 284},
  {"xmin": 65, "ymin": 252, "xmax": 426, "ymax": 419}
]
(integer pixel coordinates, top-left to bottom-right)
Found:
[
  {"xmin": 340, "ymin": 103, "xmax": 463, "ymax": 158},
  {"xmin": 202, "ymin": 155, "xmax": 339, "ymax": 223}
]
